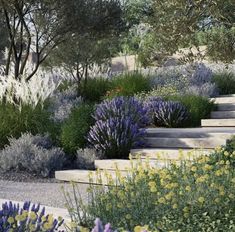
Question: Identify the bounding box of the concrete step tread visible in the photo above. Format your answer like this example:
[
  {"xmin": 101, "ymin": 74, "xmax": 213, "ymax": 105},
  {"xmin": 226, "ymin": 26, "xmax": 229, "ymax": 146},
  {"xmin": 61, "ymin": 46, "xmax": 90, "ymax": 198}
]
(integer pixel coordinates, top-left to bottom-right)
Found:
[
  {"xmin": 131, "ymin": 148, "xmax": 213, "ymax": 160},
  {"xmin": 55, "ymin": 170, "xmax": 126, "ymax": 185},
  {"xmin": 145, "ymin": 137, "xmax": 228, "ymax": 149}
]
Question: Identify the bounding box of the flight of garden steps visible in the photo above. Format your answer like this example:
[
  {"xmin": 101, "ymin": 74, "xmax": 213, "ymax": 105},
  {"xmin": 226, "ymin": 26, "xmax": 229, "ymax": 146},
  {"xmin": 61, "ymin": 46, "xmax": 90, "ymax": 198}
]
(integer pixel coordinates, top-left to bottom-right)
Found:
[{"xmin": 55, "ymin": 94, "xmax": 235, "ymax": 185}]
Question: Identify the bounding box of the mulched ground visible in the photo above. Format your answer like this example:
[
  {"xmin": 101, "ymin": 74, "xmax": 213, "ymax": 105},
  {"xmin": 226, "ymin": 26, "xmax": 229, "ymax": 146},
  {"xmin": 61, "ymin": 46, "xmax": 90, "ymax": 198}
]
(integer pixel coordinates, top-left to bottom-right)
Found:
[{"xmin": 0, "ymin": 170, "xmax": 59, "ymax": 183}]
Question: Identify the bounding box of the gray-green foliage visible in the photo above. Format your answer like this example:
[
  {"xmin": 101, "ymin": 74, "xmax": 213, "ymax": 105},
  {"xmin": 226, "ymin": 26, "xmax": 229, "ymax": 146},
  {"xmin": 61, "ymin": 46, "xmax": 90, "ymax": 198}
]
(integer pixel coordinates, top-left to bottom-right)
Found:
[
  {"xmin": 75, "ymin": 148, "xmax": 102, "ymax": 170},
  {"xmin": 0, "ymin": 133, "xmax": 66, "ymax": 177},
  {"xmin": 148, "ymin": 0, "xmax": 235, "ymax": 63}
]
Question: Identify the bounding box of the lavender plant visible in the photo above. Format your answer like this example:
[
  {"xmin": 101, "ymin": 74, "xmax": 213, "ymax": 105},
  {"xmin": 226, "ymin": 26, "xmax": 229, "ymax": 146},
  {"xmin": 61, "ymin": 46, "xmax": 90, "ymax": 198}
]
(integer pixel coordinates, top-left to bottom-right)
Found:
[
  {"xmin": 0, "ymin": 201, "xmax": 64, "ymax": 231},
  {"xmin": 94, "ymin": 97, "xmax": 150, "ymax": 127},
  {"xmin": 49, "ymin": 86, "xmax": 83, "ymax": 123},
  {"xmin": 147, "ymin": 98, "xmax": 189, "ymax": 128},
  {"xmin": 0, "ymin": 133, "xmax": 66, "ymax": 177},
  {"xmin": 150, "ymin": 63, "xmax": 218, "ymax": 97},
  {"xmin": 88, "ymin": 117, "xmax": 145, "ymax": 158}
]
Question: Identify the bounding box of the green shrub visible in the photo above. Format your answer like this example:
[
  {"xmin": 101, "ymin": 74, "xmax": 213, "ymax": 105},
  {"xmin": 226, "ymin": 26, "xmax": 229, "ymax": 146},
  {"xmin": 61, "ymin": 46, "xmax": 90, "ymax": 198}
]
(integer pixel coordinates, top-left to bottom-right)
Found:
[
  {"xmin": 66, "ymin": 151, "xmax": 235, "ymax": 231},
  {"xmin": 60, "ymin": 104, "xmax": 94, "ymax": 155},
  {"xmin": 79, "ymin": 77, "xmax": 111, "ymax": 102},
  {"xmin": 0, "ymin": 103, "xmax": 55, "ymax": 148},
  {"xmin": 212, "ymin": 71, "xmax": 235, "ymax": 95},
  {"xmin": 165, "ymin": 95, "xmax": 215, "ymax": 127},
  {"xmin": 107, "ymin": 73, "xmax": 151, "ymax": 98}
]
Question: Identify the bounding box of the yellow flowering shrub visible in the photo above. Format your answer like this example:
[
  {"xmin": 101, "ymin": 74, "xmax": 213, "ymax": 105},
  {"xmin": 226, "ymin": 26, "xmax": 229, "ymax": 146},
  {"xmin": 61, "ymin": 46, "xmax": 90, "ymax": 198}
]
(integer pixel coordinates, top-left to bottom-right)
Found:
[{"xmin": 75, "ymin": 149, "xmax": 235, "ymax": 231}]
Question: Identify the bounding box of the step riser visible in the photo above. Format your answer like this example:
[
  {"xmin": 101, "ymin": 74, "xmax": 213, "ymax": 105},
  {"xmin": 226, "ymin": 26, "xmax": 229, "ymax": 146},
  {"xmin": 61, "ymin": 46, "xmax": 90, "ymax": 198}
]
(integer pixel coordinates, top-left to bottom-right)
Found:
[
  {"xmin": 217, "ymin": 104, "xmax": 235, "ymax": 111},
  {"xmin": 211, "ymin": 111, "xmax": 235, "ymax": 119},
  {"xmin": 145, "ymin": 138, "xmax": 227, "ymax": 149},
  {"xmin": 146, "ymin": 132, "xmax": 235, "ymax": 138},
  {"xmin": 201, "ymin": 119, "xmax": 235, "ymax": 127}
]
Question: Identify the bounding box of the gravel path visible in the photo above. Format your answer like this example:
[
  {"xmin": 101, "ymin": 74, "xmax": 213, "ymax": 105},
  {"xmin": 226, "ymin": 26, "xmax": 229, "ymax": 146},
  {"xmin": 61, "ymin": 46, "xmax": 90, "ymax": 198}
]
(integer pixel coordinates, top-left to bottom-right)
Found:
[{"xmin": 0, "ymin": 180, "xmax": 89, "ymax": 208}]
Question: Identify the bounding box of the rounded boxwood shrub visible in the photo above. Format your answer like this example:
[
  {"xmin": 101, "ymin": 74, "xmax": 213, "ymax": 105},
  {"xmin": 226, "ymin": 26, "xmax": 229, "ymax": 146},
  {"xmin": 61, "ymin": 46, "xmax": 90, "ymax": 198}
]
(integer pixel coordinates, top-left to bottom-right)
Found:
[
  {"xmin": 0, "ymin": 103, "xmax": 55, "ymax": 148},
  {"xmin": 60, "ymin": 104, "xmax": 94, "ymax": 155}
]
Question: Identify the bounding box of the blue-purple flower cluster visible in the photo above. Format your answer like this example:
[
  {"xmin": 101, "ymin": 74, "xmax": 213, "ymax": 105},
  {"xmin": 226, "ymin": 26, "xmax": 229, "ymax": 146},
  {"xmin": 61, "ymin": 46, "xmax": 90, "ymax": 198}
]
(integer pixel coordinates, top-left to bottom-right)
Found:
[
  {"xmin": 0, "ymin": 201, "xmax": 64, "ymax": 232},
  {"xmin": 88, "ymin": 97, "xmax": 147, "ymax": 158},
  {"xmin": 146, "ymin": 97, "xmax": 189, "ymax": 128},
  {"xmin": 93, "ymin": 96, "xmax": 150, "ymax": 127}
]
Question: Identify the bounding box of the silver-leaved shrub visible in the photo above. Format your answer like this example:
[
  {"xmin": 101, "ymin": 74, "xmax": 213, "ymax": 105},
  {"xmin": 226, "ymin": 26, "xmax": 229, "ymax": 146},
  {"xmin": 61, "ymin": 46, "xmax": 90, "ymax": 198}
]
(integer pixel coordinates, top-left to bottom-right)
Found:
[{"xmin": 0, "ymin": 133, "xmax": 66, "ymax": 177}]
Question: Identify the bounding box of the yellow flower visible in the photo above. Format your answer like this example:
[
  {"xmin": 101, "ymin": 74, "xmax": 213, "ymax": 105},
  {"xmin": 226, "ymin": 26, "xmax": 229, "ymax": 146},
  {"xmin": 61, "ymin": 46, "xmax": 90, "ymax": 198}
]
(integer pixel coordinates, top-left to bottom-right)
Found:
[
  {"xmin": 165, "ymin": 192, "xmax": 174, "ymax": 200},
  {"xmin": 149, "ymin": 181, "xmax": 157, "ymax": 193},
  {"xmin": 41, "ymin": 216, "xmax": 46, "ymax": 222},
  {"xmin": 134, "ymin": 226, "xmax": 149, "ymax": 232},
  {"xmin": 191, "ymin": 166, "xmax": 197, "ymax": 172},
  {"xmin": 172, "ymin": 203, "xmax": 178, "ymax": 209},
  {"xmin": 231, "ymin": 178, "xmax": 235, "ymax": 184},
  {"xmin": 43, "ymin": 222, "xmax": 52, "ymax": 230},
  {"xmin": 203, "ymin": 164, "xmax": 212, "ymax": 171},
  {"xmin": 183, "ymin": 207, "xmax": 189, "ymax": 213},
  {"xmin": 125, "ymin": 214, "xmax": 132, "ymax": 220},
  {"xmin": 7, "ymin": 217, "xmax": 15, "ymax": 224},
  {"xmin": 224, "ymin": 151, "xmax": 230, "ymax": 157},
  {"xmin": 215, "ymin": 198, "xmax": 220, "ymax": 203},
  {"xmin": 219, "ymin": 191, "xmax": 225, "ymax": 196},
  {"xmin": 158, "ymin": 197, "xmax": 166, "ymax": 204},
  {"xmin": 226, "ymin": 160, "xmax": 230, "ymax": 165},
  {"xmin": 198, "ymin": 197, "xmax": 205, "ymax": 204},
  {"xmin": 29, "ymin": 212, "xmax": 37, "ymax": 221},
  {"xmin": 215, "ymin": 170, "xmax": 223, "ymax": 176},
  {"xmin": 185, "ymin": 186, "xmax": 191, "ymax": 191}
]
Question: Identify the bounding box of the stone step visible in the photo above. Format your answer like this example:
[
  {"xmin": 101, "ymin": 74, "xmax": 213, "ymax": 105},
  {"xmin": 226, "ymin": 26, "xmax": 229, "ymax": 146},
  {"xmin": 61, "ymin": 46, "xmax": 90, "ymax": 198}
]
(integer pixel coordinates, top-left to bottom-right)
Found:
[
  {"xmin": 217, "ymin": 103, "xmax": 235, "ymax": 111},
  {"xmin": 130, "ymin": 148, "xmax": 213, "ymax": 160},
  {"xmin": 146, "ymin": 128, "xmax": 235, "ymax": 138},
  {"xmin": 211, "ymin": 111, "xmax": 235, "ymax": 119},
  {"xmin": 145, "ymin": 137, "xmax": 228, "ymax": 149},
  {"xmin": 211, "ymin": 97, "xmax": 235, "ymax": 104},
  {"xmin": 95, "ymin": 159, "xmax": 167, "ymax": 171},
  {"xmin": 55, "ymin": 170, "xmax": 125, "ymax": 185},
  {"xmin": 201, "ymin": 119, "xmax": 235, "ymax": 127},
  {"xmin": 219, "ymin": 94, "xmax": 235, "ymax": 98}
]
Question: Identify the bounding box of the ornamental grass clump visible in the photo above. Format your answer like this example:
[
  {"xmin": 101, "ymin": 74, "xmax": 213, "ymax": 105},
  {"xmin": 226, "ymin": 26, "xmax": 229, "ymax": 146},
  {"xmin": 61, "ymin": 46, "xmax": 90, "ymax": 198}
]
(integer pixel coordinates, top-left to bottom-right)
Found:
[
  {"xmin": 66, "ymin": 149, "xmax": 235, "ymax": 231},
  {"xmin": 0, "ymin": 201, "xmax": 64, "ymax": 231},
  {"xmin": 0, "ymin": 72, "xmax": 60, "ymax": 108}
]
